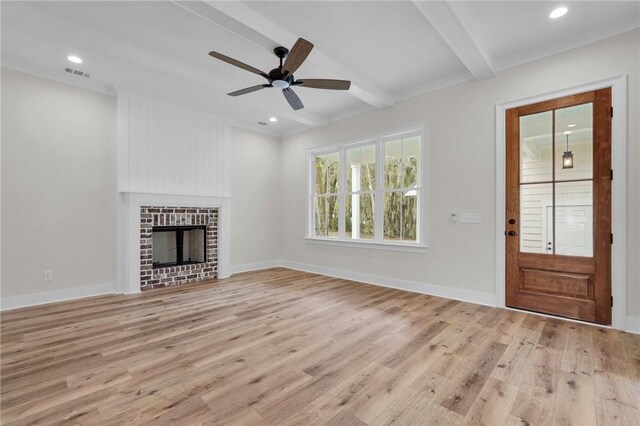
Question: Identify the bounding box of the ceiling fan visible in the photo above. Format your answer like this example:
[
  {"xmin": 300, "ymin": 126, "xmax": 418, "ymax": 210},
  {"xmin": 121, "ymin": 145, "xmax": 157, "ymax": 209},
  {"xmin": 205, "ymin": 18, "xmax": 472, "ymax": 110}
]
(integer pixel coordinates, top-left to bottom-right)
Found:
[{"xmin": 209, "ymin": 38, "xmax": 351, "ymax": 111}]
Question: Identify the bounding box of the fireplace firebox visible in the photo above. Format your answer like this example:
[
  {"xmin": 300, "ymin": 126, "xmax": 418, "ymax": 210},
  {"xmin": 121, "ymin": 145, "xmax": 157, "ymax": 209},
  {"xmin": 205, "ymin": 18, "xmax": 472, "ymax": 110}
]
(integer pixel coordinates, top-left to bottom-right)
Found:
[{"xmin": 152, "ymin": 226, "xmax": 206, "ymax": 268}]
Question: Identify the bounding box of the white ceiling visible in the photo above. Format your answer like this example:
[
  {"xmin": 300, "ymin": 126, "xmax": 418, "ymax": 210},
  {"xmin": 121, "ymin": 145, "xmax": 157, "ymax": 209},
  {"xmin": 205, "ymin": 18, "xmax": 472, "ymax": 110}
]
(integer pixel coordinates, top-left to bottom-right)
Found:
[{"xmin": 2, "ymin": 1, "xmax": 638, "ymax": 136}]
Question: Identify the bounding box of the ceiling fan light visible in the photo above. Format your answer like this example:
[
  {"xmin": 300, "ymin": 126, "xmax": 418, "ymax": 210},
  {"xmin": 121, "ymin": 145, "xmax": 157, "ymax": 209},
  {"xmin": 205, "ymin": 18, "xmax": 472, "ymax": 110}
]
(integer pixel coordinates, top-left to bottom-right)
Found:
[
  {"xmin": 550, "ymin": 7, "xmax": 568, "ymax": 19},
  {"xmin": 272, "ymin": 80, "xmax": 290, "ymax": 89}
]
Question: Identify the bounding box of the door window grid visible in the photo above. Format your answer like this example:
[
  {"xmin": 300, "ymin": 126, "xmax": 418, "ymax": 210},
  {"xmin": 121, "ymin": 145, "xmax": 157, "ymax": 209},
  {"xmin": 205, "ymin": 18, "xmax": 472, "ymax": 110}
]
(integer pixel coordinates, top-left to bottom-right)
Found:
[{"xmin": 519, "ymin": 102, "xmax": 594, "ymax": 256}]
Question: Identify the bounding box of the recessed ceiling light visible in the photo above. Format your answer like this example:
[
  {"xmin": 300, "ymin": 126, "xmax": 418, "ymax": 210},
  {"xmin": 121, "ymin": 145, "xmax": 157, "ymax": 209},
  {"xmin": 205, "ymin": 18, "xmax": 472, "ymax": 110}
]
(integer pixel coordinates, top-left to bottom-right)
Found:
[
  {"xmin": 567, "ymin": 124, "xmax": 576, "ymax": 128},
  {"xmin": 550, "ymin": 7, "xmax": 568, "ymax": 19},
  {"xmin": 269, "ymin": 117, "xmax": 278, "ymax": 122},
  {"xmin": 67, "ymin": 55, "xmax": 83, "ymax": 64}
]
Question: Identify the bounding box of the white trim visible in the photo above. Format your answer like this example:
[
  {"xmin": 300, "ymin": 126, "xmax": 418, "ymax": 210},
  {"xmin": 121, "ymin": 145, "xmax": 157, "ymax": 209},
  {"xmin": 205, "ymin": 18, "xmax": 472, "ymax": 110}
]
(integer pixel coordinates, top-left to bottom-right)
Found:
[
  {"xmin": 626, "ymin": 317, "xmax": 640, "ymax": 335},
  {"xmin": 230, "ymin": 260, "xmax": 281, "ymax": 275},
  {"xmin": 412, "ymin": 1, "xmax": 495, "ymax": 80},
  {"xmin": 503, "ymin": 305, "xmax": 639, "ymax": 335},
  {"xmin": 305, "ymin": 237, "xmax": 428, "ymax": 253},
  {"xmin": 280, "ymin": 260, "xmax": 496, "ymax": 307},
  {"xmin": 1, "ymin": 282, "xmax": 116, "ymax": 311},
  {"xmin": 495, "ymin": 75, "xmax": 628, "ymax": 330}
]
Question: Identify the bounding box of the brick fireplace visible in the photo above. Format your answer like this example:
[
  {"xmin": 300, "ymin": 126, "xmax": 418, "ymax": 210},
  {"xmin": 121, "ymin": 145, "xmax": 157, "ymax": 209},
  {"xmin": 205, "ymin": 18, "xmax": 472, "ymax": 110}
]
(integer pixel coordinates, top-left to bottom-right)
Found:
[
  {"xmin": 117, "ymin": 193, "xmax": 230, "ymax": 294},
  {"xmin": 139, "ymin": 206, "xmax": 219, "ymax": 290}
]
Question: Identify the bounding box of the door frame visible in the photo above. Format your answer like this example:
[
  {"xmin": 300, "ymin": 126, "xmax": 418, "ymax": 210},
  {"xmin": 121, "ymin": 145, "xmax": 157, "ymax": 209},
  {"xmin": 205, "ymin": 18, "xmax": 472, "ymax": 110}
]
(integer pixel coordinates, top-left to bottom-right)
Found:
[{"xmin": 495, "ymin": 75, "xmax": 628, "ymax": 331}]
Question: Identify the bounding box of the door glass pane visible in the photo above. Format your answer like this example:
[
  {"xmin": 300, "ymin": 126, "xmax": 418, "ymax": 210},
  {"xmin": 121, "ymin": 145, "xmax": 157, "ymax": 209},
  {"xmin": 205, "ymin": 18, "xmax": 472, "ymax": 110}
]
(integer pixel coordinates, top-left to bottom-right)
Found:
[
  {"xmin": 520, "ymin": 111, "xmax": 552, "ymax": 183},
  {"xmin": 555, "ymin": 103, "xmax": 593, "ymax": 181},
  {"xmin": 520, "ymin": 183, "xmax": 553, "ymax": 254},
  {"xmin": 555, "ymin": 181, "xmax": 593, "ymax": 257}
]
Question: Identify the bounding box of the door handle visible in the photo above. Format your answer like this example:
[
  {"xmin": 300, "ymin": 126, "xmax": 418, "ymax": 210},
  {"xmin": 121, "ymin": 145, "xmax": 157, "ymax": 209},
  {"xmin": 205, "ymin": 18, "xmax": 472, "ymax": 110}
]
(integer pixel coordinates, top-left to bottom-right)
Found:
[{"xmin": 508, "ymin": 230, "xmax": 517, "ymax": 236}]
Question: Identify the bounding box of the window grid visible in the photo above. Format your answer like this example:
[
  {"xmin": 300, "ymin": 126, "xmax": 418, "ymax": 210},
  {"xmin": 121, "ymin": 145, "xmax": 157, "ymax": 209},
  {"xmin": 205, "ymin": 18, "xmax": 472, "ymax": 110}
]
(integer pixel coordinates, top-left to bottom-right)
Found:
[{"xmin": 309, "ymin": 128, "xmax": 425, "ymax": 246}]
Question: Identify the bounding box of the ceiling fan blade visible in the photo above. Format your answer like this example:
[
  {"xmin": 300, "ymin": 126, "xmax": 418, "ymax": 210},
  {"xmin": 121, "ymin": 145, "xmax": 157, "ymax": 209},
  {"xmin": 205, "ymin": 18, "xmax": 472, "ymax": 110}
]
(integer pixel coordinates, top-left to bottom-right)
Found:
[
  {"xmin": 282, "ymin": 88, "xmax": 304, "ymax": 111},
  {"xmin": 209, "ymin": 51, "xmax": 269, "ymax": 79},
  {"xmin": 282, "ymin": 38, "xmax": 314, "ymax": 76},
  {"xmin": 227, "ymin": 84, "xmax": 271, "ymax": 97},
  {"xmin": 295, "ymin": 79, "xmax": 351, "ymax": 90}
]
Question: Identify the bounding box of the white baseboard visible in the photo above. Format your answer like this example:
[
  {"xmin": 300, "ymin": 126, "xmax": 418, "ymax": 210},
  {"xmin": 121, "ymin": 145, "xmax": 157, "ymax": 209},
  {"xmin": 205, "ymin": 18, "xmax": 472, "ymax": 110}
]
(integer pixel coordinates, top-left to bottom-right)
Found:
[
  {"xmin": 0, "ymin": 282, "xmax": 117, "ymax": 311},
  {"xmin": 4, "ymin": 265, "xmax": 630, "ymax": 334},
  {"xmin": 627, "ymin": 316, "xmax": 640, "ymax": 334},
  {"xmin": 230, "ymin": 260, "xmax": 282, "ymax": 275},
  {"xmin": 280, "ymin": 260, "xmax": 497, "ymax": 307}
]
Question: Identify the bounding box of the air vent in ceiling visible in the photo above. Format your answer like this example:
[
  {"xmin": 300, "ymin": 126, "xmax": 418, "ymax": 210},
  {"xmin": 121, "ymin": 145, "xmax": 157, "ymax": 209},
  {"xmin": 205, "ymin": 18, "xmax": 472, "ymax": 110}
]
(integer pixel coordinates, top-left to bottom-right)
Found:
[
  {"xmin": 257, "ymin": 121, "xmax": 268, "ymax": 126},
  {"xmin": 64, "ymin": 67, "xmax": 91, "ymax": 78}
]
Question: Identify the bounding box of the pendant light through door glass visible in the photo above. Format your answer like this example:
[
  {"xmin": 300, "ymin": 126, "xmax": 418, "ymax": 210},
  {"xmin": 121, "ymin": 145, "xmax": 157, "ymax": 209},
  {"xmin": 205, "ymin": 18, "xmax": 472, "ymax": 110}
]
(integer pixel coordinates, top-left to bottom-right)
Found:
[{"xmin": 562, "ymin": 133, "xmax": 574, "ymax": 169}]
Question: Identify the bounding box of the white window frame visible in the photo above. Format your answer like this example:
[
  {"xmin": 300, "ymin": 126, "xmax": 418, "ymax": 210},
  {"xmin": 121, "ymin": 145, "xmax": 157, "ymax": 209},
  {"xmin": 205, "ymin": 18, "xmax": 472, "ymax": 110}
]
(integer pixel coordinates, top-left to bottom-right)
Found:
[{"xmin": 306, "ymin": 125, "xmax": 428, "ymax": 252}]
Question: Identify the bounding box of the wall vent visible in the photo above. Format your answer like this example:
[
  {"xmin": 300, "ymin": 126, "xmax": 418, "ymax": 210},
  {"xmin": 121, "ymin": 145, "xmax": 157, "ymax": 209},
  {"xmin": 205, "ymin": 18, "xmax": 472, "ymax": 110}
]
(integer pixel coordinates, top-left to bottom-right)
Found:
[{"xmin": 64, "ymin": 67, "xmax": 91, "ymax": 78}]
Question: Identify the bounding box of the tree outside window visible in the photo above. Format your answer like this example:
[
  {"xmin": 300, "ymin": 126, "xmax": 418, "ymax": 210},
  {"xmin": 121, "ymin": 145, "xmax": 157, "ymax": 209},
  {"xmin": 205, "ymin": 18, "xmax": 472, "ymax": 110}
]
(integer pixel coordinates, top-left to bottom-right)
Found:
[{"xmin": 310, "ymin": 129, "xmax": 424, "ymax": 246}]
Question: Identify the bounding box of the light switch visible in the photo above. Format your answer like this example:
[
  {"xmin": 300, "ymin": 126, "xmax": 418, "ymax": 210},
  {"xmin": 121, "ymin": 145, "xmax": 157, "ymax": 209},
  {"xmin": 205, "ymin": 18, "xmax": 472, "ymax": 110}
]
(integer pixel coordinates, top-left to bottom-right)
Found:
[{"xmin": 459, "ymin": 213, "xmax": 481, "ymax": 223}]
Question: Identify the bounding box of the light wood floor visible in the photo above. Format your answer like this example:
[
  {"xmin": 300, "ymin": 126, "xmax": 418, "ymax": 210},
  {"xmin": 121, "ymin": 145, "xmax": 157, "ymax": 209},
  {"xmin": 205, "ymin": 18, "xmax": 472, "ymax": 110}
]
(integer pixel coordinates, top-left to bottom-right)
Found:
[{"xmin": 1, "ymin": 268, "xmax": 639, "ymax": 425}]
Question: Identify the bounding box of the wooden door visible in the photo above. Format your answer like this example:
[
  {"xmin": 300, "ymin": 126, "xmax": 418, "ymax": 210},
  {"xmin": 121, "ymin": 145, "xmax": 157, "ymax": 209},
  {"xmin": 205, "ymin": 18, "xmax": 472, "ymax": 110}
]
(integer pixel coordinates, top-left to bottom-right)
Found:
[{"xmin": 505, "ymin": 88, "xmax": 612, "ymax": 324}]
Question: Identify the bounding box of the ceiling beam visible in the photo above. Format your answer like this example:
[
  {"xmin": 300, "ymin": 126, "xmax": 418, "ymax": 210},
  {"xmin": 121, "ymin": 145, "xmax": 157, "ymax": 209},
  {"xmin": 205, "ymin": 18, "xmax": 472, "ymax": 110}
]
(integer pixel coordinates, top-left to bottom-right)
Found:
[
  {"xmin": 412, "ymin": 1, "xmax": 495, "ymax": 81},
  {"xmin": 174, "ymin": 0, "xmax": 395, "ymax": 110}
]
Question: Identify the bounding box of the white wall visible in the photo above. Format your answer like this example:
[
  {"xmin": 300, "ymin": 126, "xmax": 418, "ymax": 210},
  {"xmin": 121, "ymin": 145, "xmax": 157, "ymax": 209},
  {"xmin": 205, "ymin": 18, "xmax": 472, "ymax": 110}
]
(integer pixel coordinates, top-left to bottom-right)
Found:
[
  {"xmin": 117, "ymin": 96, "xmax": 230, "ymax": 197},
  {"xmin": 230, "ymin": 126, "xmax": 281, "ymax": 271},
  {"xmin": 1, "ymin": 68, "xmax": 117, "ymax": 298},
  {"xmin": 280, "ymin": 30, "xmax": 640, "ymax": 317},
  {"xmin": 0, "ymin": 70, "xmax": 280, "ymax": 303}
]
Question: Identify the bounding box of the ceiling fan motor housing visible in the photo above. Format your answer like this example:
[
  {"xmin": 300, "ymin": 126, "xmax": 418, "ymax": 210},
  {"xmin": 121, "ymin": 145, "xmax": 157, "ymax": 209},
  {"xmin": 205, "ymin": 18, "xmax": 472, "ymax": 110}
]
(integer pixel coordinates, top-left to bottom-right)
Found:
[
  {"xmin": 269, "ymin": 68, "xmax": 294, "ymax": 87},
  {"xmin": 270, "ymin": 46, "xmax": 293, "ymax": 88}
]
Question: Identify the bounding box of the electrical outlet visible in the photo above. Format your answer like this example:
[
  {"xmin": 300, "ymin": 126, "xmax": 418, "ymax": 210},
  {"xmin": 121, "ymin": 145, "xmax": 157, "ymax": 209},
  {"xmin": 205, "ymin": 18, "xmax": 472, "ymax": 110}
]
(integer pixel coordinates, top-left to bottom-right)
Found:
[{"xmin": 44, "ymin": 271, "xmax": 53, "ymax": 281}]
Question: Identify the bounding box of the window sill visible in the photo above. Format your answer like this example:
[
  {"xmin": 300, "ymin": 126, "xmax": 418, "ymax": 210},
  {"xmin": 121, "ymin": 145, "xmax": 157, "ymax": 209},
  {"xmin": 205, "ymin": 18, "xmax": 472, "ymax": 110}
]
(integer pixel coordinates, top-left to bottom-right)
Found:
[{"xmin": 305, "ymin": 237, "xmax": 428, "ymax": 253}]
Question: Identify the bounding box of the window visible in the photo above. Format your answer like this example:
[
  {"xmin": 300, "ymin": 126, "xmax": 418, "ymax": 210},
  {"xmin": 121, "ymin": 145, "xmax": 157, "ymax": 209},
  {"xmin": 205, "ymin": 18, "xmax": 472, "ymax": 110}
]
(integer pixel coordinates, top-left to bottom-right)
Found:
[
  {"xmin": 314, "ymin": 152, "xmax": 340, "ymax": 237},
  {"xmin": 346, "ymin": 144, "xmax": 376, "ymax": 239},
  {"xmin": 308, "ymin": 127, "xmax": 426, "ymax": 249},
  {"xmin": 383, "ymin": 135, "xmax": 421, "ymax": 241}
]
